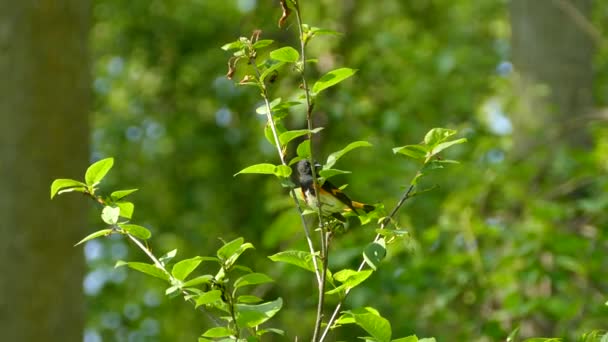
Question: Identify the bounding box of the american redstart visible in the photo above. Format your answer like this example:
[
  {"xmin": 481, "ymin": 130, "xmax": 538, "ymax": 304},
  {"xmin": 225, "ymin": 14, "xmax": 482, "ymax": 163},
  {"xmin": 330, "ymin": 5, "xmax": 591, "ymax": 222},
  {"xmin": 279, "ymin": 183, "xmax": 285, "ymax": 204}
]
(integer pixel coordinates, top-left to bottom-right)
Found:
[{"xmin": 296, "ymin": 160, "xmax": 374, "ymax": 220}]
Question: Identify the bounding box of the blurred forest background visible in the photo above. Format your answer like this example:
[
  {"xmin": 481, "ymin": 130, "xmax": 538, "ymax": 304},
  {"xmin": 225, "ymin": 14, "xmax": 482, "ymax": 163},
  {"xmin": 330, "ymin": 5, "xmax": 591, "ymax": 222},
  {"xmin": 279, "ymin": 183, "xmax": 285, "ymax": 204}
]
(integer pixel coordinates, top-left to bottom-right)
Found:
[{"xmin": 2, "ymin": 0, "xmax": 608, "ymax": 341}]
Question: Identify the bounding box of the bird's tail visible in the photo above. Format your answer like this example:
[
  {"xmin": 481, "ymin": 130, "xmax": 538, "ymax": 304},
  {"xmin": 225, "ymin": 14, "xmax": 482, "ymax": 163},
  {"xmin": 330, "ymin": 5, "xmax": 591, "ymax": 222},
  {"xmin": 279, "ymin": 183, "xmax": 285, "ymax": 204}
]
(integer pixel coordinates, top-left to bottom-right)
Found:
[{"xmin": 351, "ymin": 201, "xmax": 375, "ymax": 213}]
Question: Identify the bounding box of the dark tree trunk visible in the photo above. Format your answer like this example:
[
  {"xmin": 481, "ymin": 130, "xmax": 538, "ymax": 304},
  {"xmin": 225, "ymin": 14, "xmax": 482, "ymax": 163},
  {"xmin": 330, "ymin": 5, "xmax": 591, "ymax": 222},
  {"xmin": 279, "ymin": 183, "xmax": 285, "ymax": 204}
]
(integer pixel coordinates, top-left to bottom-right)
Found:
[
  {"xmin": 510, "ymin": 0, "xmax": 594, "ymax": 151},
  {"xmin": 0, "ymin": 0, "xmax": 91, "ymax": 341}
]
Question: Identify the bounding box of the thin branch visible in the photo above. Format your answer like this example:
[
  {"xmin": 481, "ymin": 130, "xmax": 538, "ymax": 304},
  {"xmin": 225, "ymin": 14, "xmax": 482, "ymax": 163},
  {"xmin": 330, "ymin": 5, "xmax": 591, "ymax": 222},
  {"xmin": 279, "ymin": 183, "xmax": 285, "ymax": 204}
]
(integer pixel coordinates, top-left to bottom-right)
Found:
[
  {"xmin": 127, "ymin": 234, "xmax": 169, "ymax": 274},
  {"xmin": 123, "ymin": 233, "xmax": 225, "ymax": 328},
  {"xmin": 292, "ymin": 1, "xmax": 325, "ymax": 228},
  {"xmin": 293, "ymin": 6, "xmax": 332, "ymax": 341},
  {"xmin": 84, "ymin": 192, "xmax": 223, "ymax": 326},
  {"xmin": 312, "ymin": 230, "xmax": 331, "ymax": 341},
  {"xmin": 226, "ymin": 293, "xmax": 241, "ymax": 338},
  {"xmin": 291, "ymin": 1, "xmax": 327, "ymax": 243}
]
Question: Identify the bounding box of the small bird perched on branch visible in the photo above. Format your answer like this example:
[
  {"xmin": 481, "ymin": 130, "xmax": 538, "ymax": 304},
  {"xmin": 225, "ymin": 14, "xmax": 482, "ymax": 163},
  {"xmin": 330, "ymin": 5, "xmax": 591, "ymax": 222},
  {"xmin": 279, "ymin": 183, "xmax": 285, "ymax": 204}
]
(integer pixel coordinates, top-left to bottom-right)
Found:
[{"xmin": 296, "ymin": 160, "xmax": 374, "ymax": 220}]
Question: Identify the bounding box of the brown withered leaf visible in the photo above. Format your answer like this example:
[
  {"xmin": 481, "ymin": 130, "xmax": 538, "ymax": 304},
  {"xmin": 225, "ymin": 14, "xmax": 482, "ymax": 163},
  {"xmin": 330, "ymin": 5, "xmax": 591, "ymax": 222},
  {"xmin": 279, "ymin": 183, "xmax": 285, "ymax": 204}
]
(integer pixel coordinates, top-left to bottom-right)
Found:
[
  {"xmin": 278, "ymin": 0, "xmax": 291, "ymax": 27},
  {"xmin": 251, "ymin": 29, "xmax": 262, "ymax": 43},
  {"xmin": 226, "ymin": 57, "xmax": 238, "ymax": 80}
]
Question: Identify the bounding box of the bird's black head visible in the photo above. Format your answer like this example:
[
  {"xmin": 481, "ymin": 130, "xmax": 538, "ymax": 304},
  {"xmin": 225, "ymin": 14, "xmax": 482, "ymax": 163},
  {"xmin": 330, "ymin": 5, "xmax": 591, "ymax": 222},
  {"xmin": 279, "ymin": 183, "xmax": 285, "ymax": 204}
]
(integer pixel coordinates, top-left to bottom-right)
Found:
[{"xmin": 297, "ymin": 160, "xmax": 312, "ymax": 178}]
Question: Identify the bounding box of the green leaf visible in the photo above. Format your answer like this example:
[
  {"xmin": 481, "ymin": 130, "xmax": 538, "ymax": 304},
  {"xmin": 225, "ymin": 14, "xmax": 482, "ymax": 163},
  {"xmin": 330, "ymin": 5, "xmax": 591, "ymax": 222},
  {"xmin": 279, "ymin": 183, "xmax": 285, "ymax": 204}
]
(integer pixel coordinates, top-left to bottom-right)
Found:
[
  {"xmin": 115, "ymin": 201, "xmax": 134, "ymax": 219},
  {"xmin": 344, "ymin": 307, "xmax": 392, "ymax": 342},
  {"xmin": 269, "ymin": 47, "xmax": 299, "ymax": 63},
  {"xmin": 57, "ymin": 186, "xmax": 88, "ymax": 197},
  {"xmin": 234, "ymin": 273, "xmax": 274, "ymax": 290},
  {"xmin": 335, "ymin": 314, "xmax": 356, "ymax": 325},
  {"xmin": 238, "ymin": 295, "xmax": 263, "ymax": 304},
  {"xmin": 326, "ymin": 269, "xmax": 373, "ymax": 295},
  {"xmin": 101, "ymin": 206, "xmax": 120, "ymax": 225},
  {"xmin": 275, "ymin": 165, "xmax": 292, "ymax": 178},
  {"xmin": 297, "ymin": 140, "xmax": 311, "ymax": 158},
  {"xmin": 115, "ymin": 261, "xmax": 169, "ymax": 281},
  {"xmin": 195, "ymin": 290, "xmax": 223, "ymax": 308},
  {"xmin": 201, "ymin": 327, "xmax": 233, "ymax": 338},
  {"xmin": 392, "ymin": 145, "xmax": 429, "ymax": 160},
  {"xmin": 255, "ymin": 98, "xmax": 282, "ymax": 115},
  {"xmin": 257, "ymin": 328, "xmax": 285, "ymax": 336},
  {"xmin": 506, "ymin": 327, "xmax": 520, "ymax": 342},
  {"xmin": 288, "ymin": 156, "xmax": 304, "ymax": 166},
  {"xmin": 430, "ymin": 138, "xmax": 467, "ymax": 155},
  {"xmin": 217, "ymin": 237, "xmax": 254, "ymax": 268},
  {"xmin": 318, "ymin": 168, "xmax": 351, "ymax": 180},
  {"xmin": 312, "ymin": 68, "xmax": 357, "ymax": 95},
  {"xmin": 423, "ymin": 128, "xmax": 456, "ymax": 146},
  {"xmin": 273, "ymin": 101, "xmax": 303, "ymax": 120},
  {"xmin": 165, "ymin": 285, "xmax": 181, "ymax": 296},
  {"xmin": 252, "ymin": 39, "xmax": 274, "ymax": 49},
  {"xmin": 221, "ymin": 40, "xmax": 245, "ymax": 51},
  {"xmin": 196, "ymin": 257, "xmax": 220, "ymax": 263},
  {"xmin": 418, "ymin": 339, "xmax": 437, "ymax": 342},
  {"xmin": 50, "ymin": 179, "xmax": 87, "ymax": 199},
  {"xmin": 234, "ymin": 163, "xmax": 291, "ymax": 178},
  {"xmin": 325, "ymin": 141, "xmax": 372, "ymax": 169},
  {"xmin": 235, "ymin": 163, "xmax": 276, "ymax": 176},
  {"xmin": 225, "ymin": 244, "xmax": 254, "ymax": 269},
  {"xmin": 279, "ymin": 127, "xmax": 323, "ymax": 145},
  {"xmin": 264, "ymin": 120, "xmax": 286, "ymax": 147},
  {"xmin": 183, "ymin": 275, "xmax": 213, "ymax": 287},
  {"xmin": 260, "ymin": 60, "xmax": 286, "ymax": 83},
  {"xmin": 274, "ymin": 101, "xmax": 302, "ymax": 119},
  {"xmin": 217, "ymin": 237, "xmax": 244, "ymax": 260},
  {"xmin": 236, "ymin": 297, "xmax": 283, "ymax": 328},
  {"xmin": 74, "ymin": 228, "xmax": 113, "ymax": 246},
  {"xmin": 268, "ymin": 250, "xmax": 318, "ymax": 273},
  {"xmin": 119, "ymin": 224, "xmax": 151, "ymax": 240},
  {"xmin": 363, "ymin": 239, "xmax": 387, "ymax": 271},
  {"xmin": 85, "ymin": 157, "xmax": 114, "ymax": 186},
  {"xmin": 392, "ymin": 335, "xmax": 419, "ymax": 342},
  {"xmin": 172, "ymin": 256, "xmax": 203, "ymax": 281},
  {"xmin": 237, "ymin": 163, "xmax": 277, "ymax": 176},
  {"xmin": 110, "ymin": 189, "xmax": 138, "ymax": 201},
  {"xmin": 273, "ymin": 121, "xmax": 286, "ymax": 140},
  {"xmin": 159, "ymin": 249, "xmax": 178, "ymax": 265},
  {"xmin": 308, "ymin": 26, "xmax": 342, "ymax": 36}
]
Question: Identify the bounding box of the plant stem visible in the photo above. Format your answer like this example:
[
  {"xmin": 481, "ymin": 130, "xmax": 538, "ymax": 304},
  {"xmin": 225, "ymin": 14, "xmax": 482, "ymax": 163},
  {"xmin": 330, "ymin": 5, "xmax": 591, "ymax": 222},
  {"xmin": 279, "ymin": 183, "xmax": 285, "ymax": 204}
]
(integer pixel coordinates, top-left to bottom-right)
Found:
[
  {"xmin": 312, "ymin": 230, "xmax": 331, "ymax": 341},
  {"xmin": 126, "ymin": 234, "xmax": 169, "ymax": 275},
  {"xmin": 292, "ymin": 6, "xmax": 332, "ymax": 341},
  {"xmin": 86, "ymin": 193, "xmax": 223, "ymax": 326},
  {"xmin": 226, "ymin": 292, "xmax": 241, "ymax": 338},
  {"xmin": 124, "ymin": 233, "xmax": 225, "ymax": 327},
  {"xmin": 294, "ymin": 1, "xmax": 324, "ymax": 227},
  {"xmin": 250, "ymin": 59, "xmax": 323, "ymax": 287}
]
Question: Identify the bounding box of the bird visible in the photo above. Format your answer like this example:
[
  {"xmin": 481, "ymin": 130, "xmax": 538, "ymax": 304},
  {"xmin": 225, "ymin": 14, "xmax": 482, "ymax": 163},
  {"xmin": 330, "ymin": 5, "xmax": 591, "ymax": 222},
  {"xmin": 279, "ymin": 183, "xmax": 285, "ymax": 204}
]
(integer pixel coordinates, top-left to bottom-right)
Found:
[{"xmin": 296, "ymin": 160, "xmax": 374, "ymax": 220}]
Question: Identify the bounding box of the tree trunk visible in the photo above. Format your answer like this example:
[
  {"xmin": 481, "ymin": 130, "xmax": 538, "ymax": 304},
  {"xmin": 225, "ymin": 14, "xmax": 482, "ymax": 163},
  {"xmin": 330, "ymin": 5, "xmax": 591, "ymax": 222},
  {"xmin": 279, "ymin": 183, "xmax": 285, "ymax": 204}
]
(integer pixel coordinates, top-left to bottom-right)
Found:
[
  {"xmin": 0, "ymin": 1, "xmax": 90, "ymax": 341},
  {"xmin": 509, "ymin": 0, "xmax": 595, "ymax": 337},
  {"xmin": 510, "ymin": 0, "xmax": 594, "ymax": 151}
]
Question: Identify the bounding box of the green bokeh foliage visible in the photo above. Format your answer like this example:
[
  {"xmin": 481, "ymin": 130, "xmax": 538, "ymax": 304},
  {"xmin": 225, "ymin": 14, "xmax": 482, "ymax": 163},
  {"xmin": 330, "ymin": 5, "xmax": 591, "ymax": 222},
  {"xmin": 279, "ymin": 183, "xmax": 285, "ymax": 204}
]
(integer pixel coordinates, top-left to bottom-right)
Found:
[{"xmin": 86, "ymin": 0, "xmax": 608, "ymax": 341}]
